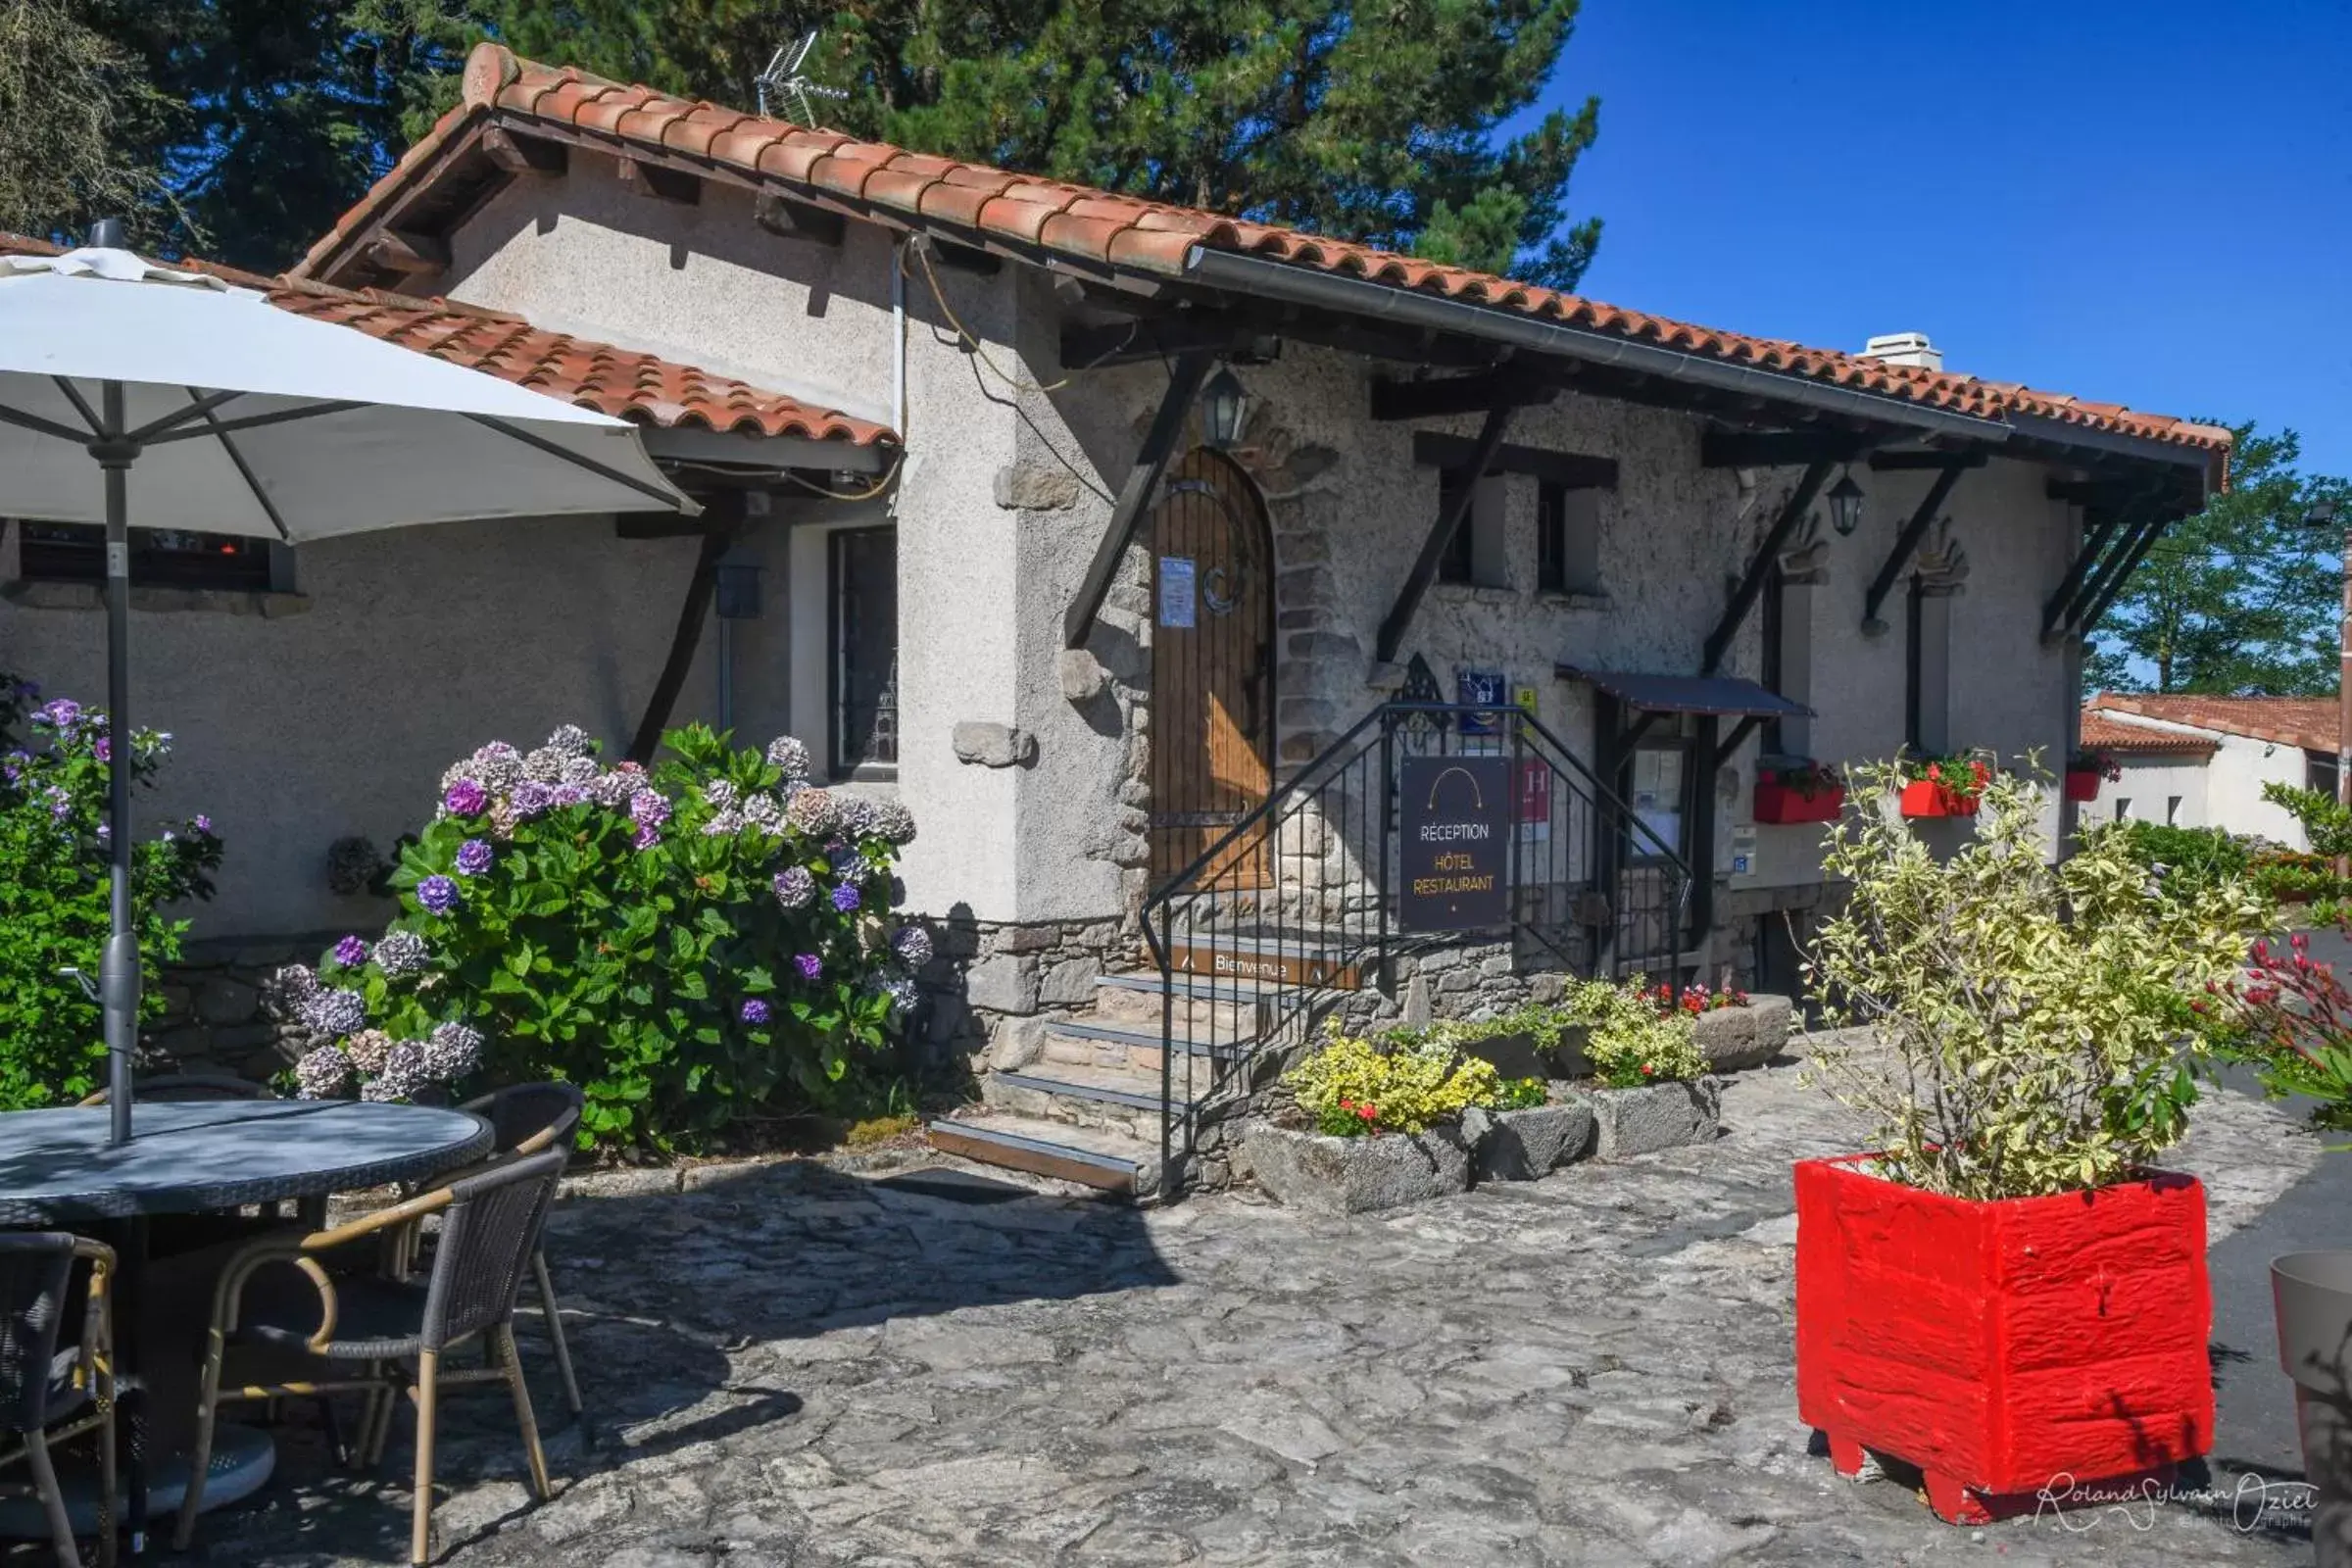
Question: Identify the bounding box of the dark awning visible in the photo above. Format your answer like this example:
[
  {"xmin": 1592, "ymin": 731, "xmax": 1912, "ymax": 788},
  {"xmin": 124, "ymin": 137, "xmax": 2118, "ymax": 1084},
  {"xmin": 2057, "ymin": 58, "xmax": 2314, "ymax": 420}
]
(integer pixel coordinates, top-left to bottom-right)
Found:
[{"xmin": 1556, "ymin": 666, "xmax": 1815, "ymax": 719}]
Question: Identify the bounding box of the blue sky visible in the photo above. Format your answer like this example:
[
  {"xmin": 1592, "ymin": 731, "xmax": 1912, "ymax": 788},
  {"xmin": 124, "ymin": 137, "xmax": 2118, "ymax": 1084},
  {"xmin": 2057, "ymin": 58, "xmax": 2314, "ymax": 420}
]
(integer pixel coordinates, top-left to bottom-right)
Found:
[{"xmin": 1520, "ymin": 0, "xmax": 2352, "ymax": 477}]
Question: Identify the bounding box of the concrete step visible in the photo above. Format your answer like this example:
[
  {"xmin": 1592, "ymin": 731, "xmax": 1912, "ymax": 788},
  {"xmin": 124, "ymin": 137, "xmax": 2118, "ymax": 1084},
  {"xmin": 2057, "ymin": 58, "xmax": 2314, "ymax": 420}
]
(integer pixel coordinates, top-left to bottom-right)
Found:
[
  {"xmin": 926, "ymin": 1113, "xmax": 1158, "ymax": 1198},
  {"xmin": 981, "ymin": 1060, "xmax": 1198, "ymax": 1141}
]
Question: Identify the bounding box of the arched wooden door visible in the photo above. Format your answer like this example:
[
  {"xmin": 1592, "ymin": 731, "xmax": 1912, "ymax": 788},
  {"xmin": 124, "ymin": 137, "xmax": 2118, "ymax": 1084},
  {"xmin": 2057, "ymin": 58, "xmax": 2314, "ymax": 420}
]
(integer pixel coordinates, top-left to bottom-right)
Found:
[{"xmin": 1149, "ymin": 448, "xmax": 1275, "ymax": 889}]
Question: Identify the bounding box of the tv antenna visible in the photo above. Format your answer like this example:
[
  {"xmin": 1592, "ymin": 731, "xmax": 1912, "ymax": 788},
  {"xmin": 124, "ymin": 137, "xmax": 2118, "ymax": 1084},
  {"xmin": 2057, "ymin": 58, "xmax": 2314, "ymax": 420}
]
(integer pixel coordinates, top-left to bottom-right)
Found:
[{"xmin": 757, "ymin": 30, "xmax": 847, "ymax": 124}]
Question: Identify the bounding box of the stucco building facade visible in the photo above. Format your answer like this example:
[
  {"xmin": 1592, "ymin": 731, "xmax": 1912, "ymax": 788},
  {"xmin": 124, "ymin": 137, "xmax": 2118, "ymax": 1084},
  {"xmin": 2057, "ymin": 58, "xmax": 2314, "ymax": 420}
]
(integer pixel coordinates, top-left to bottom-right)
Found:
[{"xmin": 1, "ymin": 45, "xmax": 2232, "ymax": 1189}]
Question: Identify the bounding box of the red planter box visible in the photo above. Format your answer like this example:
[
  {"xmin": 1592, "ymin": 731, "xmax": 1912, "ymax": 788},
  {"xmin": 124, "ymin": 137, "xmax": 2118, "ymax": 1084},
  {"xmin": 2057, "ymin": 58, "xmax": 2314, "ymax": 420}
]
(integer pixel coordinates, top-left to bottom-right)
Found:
[
  {"xmin": 1898, "ymin": 779, "xmax": 1981, "ymax": 818},
  {"xmin": 1754, "ymin": 782, "xmax": 1844, "ymax": 825},
  {"xmin": 1794, "ymin": 1154, "xmax": 2212, "ymax": 1524},
  {"xmin": 2063, "ymin": 769, "xmax": 2102, "ymax": 803}
]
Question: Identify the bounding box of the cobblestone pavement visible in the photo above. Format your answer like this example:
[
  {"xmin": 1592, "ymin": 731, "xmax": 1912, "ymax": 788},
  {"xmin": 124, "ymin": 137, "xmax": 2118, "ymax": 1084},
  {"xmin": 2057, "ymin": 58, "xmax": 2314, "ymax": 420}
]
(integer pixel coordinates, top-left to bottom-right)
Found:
[{"xmin": 162, "ymin": 1059, "xmax": 2331, "ymax": 1568}]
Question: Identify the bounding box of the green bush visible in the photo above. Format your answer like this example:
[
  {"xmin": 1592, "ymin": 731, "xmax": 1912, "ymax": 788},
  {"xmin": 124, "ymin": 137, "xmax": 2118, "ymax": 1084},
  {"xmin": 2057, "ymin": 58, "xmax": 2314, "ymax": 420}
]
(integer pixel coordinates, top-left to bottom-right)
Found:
[
  {"xmin": 1807, "ymin": 761, "xmax": 2264, "ymax": 1199},
  {"xmin": 2263, "ymin": 781, "xmax": 2352, "ymax": 861},
  {"xmin": 280, "ymin": 723, "xmax": 926, "ymax": 1151},
  {"xmin": 1562, "ymin": 975, "xmax": 1705, "ymax": 1088},
  {"xmin": 0, "ymin": 674, "xmax": 220, "ymax": 1109},
  {"xmin": 1284, "ymin": 1026, "xmax": 1501, "ymax": 1136},
  {"xmin": 2111, "ymin": 820, "xmax": 2252, "ymax": 897}
]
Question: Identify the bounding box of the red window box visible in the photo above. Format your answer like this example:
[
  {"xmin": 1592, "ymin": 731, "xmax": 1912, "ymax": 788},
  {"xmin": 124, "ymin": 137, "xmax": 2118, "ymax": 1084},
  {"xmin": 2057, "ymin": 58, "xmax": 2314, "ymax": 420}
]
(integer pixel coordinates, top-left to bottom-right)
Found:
[
  {"xmin": 1898, "ymin": 780, "xmax": 1981, "ymax": 818},
  {"xmin": 1795, "ymin": 1154, "xmax": 2212, "ymax": 1524},
  {"xmin": 1753, "ymin": 781, "xmax": 1845, "ymax": 825},
  {"xmin": 2063, "ymin": 769, "xmax": 2102, "ymax": 802}
]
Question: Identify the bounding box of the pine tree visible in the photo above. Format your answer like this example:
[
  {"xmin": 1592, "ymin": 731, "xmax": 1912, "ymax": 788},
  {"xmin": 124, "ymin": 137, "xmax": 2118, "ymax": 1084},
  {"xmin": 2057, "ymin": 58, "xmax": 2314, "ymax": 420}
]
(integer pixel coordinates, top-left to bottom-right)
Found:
[
  {"xmin": 2084, "ymin": 422, "xmax": 2352, "ymax": 696},
  {"xmin": 382, "ymin": 1, "xmax": 1603, "ymax": 286},
  {"xmin": 0, "ymin": 0, "xmax": 179, "ymax": 244}
]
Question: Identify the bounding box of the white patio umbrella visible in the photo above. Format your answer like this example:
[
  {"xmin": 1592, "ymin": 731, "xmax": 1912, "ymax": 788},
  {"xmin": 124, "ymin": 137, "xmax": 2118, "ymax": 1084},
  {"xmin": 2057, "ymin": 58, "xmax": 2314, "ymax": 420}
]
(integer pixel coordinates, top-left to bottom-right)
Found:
[{"xmin": 0, "ymin": 238, "xmax": 694, "ymax": 1144}]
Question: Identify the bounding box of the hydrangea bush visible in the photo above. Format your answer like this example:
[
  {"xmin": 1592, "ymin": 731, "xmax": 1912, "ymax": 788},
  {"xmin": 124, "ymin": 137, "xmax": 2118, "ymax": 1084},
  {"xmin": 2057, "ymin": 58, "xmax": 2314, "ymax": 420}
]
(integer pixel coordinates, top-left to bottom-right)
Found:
[
  {"xmin": 0, "ymin": 674, "xmax": 221, "ymax": 1109},
  {"xmin": 281, "ymin": 722, "xmax": 923, "ymax": 1148}
]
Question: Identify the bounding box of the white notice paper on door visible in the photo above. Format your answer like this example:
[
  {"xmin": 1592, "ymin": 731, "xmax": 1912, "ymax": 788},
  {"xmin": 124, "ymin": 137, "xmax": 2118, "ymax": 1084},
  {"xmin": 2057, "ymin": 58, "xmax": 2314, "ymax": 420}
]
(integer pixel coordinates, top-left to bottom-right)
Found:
[{"xmin": 1159, "ymin": 556, "xmax": 1198, "ymax": 627}]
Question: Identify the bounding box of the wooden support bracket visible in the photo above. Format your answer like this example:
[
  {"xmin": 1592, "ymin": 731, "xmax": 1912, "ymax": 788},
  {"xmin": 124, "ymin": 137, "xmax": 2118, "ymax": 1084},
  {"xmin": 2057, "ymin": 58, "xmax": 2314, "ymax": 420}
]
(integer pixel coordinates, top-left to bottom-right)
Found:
[
  {"xmin": 1062, "ymin": 350, "xmax": 1215, "ymax": 649},
  {"xmin": 616, "ymin": 157, "xmax": 700, "ymax": 205},
  {"xmin": 1861, "ymin": 457, "xmax": 1975, "ymax": 632},
  {"xmin": 1374, "ymin": 403, "xmax": 1515, "ymax": 664},
  {"xmin": 363, "ymin": 228, "xmax": 449, "ymax": 275},
  {"xmin": 482, "ymin": 126, "xmax": 566, "ymax": 177},
  {"xmin": 754, "ymin": 193, "xmax": 845, "ymax": 246},
  {"xmin": 1702, "ymin": 459, "xmax": 1835, "ymax": 673}
]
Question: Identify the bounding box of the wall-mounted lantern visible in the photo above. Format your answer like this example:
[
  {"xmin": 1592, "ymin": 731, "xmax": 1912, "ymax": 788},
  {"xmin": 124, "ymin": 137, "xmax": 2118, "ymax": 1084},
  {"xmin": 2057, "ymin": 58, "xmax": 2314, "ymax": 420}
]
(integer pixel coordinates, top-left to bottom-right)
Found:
[
  {"xmin": 1201, "ymin": 366, "xmax": 1251, "ymax": 451},
  {"xmin": 1825, "ymin": 466, "xmax": 1865, "ymax": 537}
]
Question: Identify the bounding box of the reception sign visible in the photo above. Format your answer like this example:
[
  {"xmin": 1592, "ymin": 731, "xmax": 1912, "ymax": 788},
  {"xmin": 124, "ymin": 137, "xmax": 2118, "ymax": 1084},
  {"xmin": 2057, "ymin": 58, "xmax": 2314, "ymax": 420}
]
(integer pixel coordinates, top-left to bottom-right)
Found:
[{"xmin": 1399, "ymin": 754, "xmax": 1510, "ymax": 932}]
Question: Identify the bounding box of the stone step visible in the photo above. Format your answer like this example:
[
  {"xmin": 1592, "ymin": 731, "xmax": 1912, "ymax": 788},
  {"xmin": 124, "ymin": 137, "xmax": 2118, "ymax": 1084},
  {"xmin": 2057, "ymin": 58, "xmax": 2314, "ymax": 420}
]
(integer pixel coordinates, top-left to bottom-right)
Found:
[
  {"xmin": 1036, "ymin": 1018, "xmax": 1245, "ymax": 1077},
  {"xmin": 981, "ymin": 1060, "xmax": 1196, "ymax": 1141},
  {"xmin": 1091, "ymin": 975, "xmax": 1270, "ymax": 1036},
  {"xmin": 925, "ymin": 1113, "xmax": 1158, "ymax": 1198}
]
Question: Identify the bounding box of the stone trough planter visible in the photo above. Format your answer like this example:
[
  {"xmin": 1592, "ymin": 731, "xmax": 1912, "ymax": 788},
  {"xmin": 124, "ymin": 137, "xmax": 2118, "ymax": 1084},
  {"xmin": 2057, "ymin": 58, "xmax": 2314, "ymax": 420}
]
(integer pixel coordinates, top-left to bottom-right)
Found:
[
  {"xmin": 1690, "ymin": 996, "xmax": 1793, "ymax": 1072},
  {"xmin": 1243, "ymin": 1121, "xmax": 1471, "ymax": 1215},
  {"xmin": 1590, "ymin": 1076, "xmax": 1722, "ymax": 1159},
  {"xmin": 1468, "ymin": 1093, "xmax": 1595, "ymax": 1182}
]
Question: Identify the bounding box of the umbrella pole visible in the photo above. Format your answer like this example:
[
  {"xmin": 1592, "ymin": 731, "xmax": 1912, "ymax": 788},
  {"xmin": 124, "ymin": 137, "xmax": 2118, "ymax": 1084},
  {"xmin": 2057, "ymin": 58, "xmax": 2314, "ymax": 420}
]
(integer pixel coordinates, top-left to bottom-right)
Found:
[{"xmin": 97, "ymin": 381, "xmax": 138, "ymax": 1146}]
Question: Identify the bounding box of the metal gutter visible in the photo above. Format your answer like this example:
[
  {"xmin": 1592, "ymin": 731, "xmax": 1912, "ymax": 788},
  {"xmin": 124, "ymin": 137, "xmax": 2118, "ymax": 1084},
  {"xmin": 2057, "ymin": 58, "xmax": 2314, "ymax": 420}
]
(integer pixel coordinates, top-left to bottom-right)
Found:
[{"xmin": 1182, "ymin": 247, "xmax": 2012, "ymax": 443}]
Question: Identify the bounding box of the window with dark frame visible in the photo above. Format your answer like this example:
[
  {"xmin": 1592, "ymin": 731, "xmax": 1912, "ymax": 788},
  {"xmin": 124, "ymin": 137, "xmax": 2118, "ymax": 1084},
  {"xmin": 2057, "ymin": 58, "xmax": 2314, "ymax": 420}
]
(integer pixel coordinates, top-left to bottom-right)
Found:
[
  {"xmin": 1536, "ymin": 481, "xmax": 1565, "ymax": 593},
  {"xmin": 1760, "ymin": 564, "xmax": 1785, "ymax": 754},
  {"xmin": 829, "ymin": 526, "xmax": 899, "ymax": 778},
  {"xmin": 14, "ymin": 520, "xmax": 279, "ymax": 592},
  {"xmin": 1436, "ymin": 466, "xmax": 1474, "ymax": 585}
]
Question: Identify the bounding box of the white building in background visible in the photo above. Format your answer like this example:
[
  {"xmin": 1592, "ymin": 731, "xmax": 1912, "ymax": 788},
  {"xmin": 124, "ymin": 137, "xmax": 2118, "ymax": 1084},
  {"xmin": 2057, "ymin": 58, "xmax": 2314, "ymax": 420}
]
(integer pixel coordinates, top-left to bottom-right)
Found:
[{"xmin": 2081, "ymin": 695, "xmax": 2339, "ymax": 848}]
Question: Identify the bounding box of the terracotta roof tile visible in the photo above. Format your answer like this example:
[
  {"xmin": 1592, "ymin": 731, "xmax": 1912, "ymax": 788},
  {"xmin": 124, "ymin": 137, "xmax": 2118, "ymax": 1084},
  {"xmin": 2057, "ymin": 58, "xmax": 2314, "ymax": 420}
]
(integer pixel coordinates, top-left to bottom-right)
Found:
[
  {"xmin": 292, "ymin": 42, "xmax": 2232, "ymax": 469},
  {"xmin": 0, "ymin": 232, "xmax": 892, "ymax": 448},
  {"xmin": 2086, "ymin": 694, "xmax": 2338, "ymax": 754},
  {"xmin": 2079, "ymin": 710, "xmax": 2220, "ymax": 758}
]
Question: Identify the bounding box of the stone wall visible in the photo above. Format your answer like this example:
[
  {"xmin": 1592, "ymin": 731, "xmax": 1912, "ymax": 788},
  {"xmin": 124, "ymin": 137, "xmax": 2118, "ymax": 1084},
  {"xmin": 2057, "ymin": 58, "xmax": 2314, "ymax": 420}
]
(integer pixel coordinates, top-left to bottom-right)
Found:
[
  {"xmin": 914, "ymin": 913, "xmax": 1144, "ymax": 1072},
  {"xmin": 145, "ymin": 936, "xmax": 321, "ymax": 1084}
]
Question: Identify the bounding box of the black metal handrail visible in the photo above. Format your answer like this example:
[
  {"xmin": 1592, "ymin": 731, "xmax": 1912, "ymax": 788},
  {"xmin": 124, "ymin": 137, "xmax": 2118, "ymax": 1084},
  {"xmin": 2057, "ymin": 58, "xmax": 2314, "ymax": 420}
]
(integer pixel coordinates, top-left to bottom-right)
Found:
[{"xmin": 1139, "ymin": 702, "xmax": 1697, "ymax": 1195}]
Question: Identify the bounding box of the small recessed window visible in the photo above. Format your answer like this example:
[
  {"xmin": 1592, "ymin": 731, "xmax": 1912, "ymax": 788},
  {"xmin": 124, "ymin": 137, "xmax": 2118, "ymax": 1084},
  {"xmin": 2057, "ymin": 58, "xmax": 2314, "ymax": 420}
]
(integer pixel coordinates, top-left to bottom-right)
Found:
[
  {"xmin": 1435, "ymin": 467, "xmax": 1505, "ymax": 587},
  {"xmin": 15, "ymin": 520, "xmax": 283, "ymax": 591},
  {"xmin": 2114, "ymin": 798, "xmax": 2132, "ymax": 823},
  {"xmin": 829, "ymin": 526, "xmax": 898, "ymax": 778},
  {"xmin": 2166, "ymin": 796, "xmax": 2181, "ymax": 826},
  {"xmin": 1536, "ymin": 481, "xmax": 1601, "ymax": 595}
]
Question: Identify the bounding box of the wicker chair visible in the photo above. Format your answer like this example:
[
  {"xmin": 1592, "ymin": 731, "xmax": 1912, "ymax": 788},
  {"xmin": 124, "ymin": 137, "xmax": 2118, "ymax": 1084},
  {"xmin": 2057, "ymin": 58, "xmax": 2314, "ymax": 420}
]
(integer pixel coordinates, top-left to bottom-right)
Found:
[
  {"xmin": 456, "ymin": 1084, "xmax": 584, "ymax": 1418},
  {"xmin": 173, "ymin": 1149, "xmax": 566, "ymax": 1565},
  {"xmin": 0, "ymin": 1235, "xmax": 117, "ymax": 1568}
]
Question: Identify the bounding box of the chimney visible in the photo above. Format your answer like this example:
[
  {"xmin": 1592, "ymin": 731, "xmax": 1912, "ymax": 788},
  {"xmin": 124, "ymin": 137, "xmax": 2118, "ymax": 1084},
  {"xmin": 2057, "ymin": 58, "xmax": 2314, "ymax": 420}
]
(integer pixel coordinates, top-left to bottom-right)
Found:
[{"xmin": 1861, "ymin": 331, "xmax": 1942, "ymax": 371}]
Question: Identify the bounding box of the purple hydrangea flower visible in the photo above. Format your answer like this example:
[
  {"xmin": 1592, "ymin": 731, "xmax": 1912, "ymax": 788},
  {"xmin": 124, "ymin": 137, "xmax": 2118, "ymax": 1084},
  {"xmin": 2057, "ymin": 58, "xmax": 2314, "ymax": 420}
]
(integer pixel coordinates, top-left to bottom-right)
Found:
[
  {"xmin": 300, "ymin": 988, "xmax": 368, "ymax": 1039},
  {"xmin": 372, "ymin": 929, "xmax": 430, "ymax": 978},
  {"xmin": 422, "ymin": 1020, "xmax": 483, "ymax": 1080},
  {"xmin": 834, "ymin": 796, "xmax": 878, "ymax": 839},
  {"xmin": 700, "ymin": 808, "xmax": 744, "ymax": 837},
  {"xmin": 443, "ymin": 778, "xmax": 487, "ymax": 816},
  {"xmin": 44, "ymin": 786, "xmax": 70, "ymax": 822},
  {"xmin": 632, "ymin": 823, "xmax": 662, "ymax": 852},
  {"xmin": 559, "ymin": 754, "xmax": 600, "ymax": 787},
  {"xmin": 871, "ymin": 799, "xmax": 916, "ymax": 846},
  {"xmin": 891, "ymin": 924, "xmax": 934, "ymax": 967},
  {"xmin": 92, "ymin": 734, "xmax": 110, "ymax": 763},
  {"xmin": 831, "ymin": 883, "xmax": 861, "ymax": 913},
  {"xmin": 417, "ymin": 875, "xmax": 459, "ymax": 915},
  {"xmin": 363, "ymin": 1042, "xmax": 428, "ymax": 1103},
  {"xmin": 194, "ymin": 814, "xmax": 214, "ymax": 835},
  {"xmin": 764, "ymin": 735, "xmax": 811, "ymax": 781},
  {"xmin": 628, "ymin": 790, "xmax": 672, "ymax": 828},
  {"xmin": 512, "ymin": 780, "xmax": 557, "ymax": 817},
  {"xmin": 552, "ymin": 783, "xmax": 588, "ymax": 808},
  {"xmin": 794, "ymin": 953, "xmax": 823, "ymax": 982},
  {"xmin": 456, "ymin": 839, "xmax": 494, "ymax": 876},
  {"xmin": 293, "ymin": 1045, "xmax": 352, "ymax": 1100},
  {"xmin": 587, "ymin": 767, "xmax": 638, "ymax": 808},
  {"xmin": 742, "ymin": 792, "xmax": 785, "ymax": 832},
  {"xmin": 740, "ymin": 999, "xmax": 771, "ymax": 1025},
  {"xmin": 269, "ymin": 963, "xmax": 320, "ymax": 1009},
  {"xmin": 703, "ymin": 779, "xmax": 740, "ymax": 810},
  {"xmin": 785, "ymin": 787, "xmax": 838, "ymax": 838},
  {"xmin": 94, "ymin": 822, "xmax": 110, "ymax": 845},
  {"xmin": 881, "ymin": 976, "xmax": 921, "ymax": 1020},
  {"xmin": 331, "ymin": 934, "xmax": 368, "ymax": 968},
  {"xmin": 2, "ymin": 750, "xmax": 25, "ymax": 785},
  {"xmin": 33, "ymin": 698, "xmax": 79, "ymax": 730},
  {"xmin": 772, "ymin": 866, "xmax": 816, "ymax": 909},
  {"xmin": 344, "ymin": 1028, "xmax": 394, "ymax": 1074}
]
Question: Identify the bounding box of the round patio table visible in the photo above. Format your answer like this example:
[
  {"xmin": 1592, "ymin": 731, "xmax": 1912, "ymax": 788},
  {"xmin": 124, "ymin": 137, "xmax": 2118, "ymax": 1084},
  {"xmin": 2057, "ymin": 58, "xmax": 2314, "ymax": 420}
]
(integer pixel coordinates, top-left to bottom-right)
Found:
[{"xmin": 0, "ymin": 1100, "xmax": 491, "ymax": 1555}]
